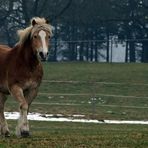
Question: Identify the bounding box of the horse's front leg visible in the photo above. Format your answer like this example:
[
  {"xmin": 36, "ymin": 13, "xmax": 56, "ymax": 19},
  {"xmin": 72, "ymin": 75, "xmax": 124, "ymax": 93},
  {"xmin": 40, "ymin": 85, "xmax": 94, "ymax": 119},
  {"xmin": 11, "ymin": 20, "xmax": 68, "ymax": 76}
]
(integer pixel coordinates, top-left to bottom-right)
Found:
[
  {"xmin": 10, "ymin": 85, "xmax": 29, "ymax": 137},
  {"xmin": 24, "ymin": 88, "xmax": 38, "ymax": 113},
  {"xmin": 0, "ymin": 93, "xmax": 10, "ymax": 137}
]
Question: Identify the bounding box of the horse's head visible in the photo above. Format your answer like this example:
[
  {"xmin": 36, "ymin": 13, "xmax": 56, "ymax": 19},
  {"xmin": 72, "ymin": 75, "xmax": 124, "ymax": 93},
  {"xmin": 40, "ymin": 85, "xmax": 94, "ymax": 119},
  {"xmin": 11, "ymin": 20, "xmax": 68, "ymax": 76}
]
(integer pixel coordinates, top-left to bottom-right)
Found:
[
  {"xmin": 30, "ymin": 18, "xmax": 52, "ymax": 61},
  {"xmin": 18, "ymin": 17, "xmax": 53, "ymax": 61}
]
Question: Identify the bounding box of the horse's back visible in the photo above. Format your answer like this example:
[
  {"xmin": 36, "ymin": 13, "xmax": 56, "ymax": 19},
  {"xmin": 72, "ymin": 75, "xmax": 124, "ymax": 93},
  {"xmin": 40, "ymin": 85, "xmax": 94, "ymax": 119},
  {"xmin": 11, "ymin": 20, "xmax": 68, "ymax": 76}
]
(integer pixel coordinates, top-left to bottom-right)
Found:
[
  {"xmin": 0, "ymin": 44, "xmax": 11, "ymax": 55},
  {"xmin": 0, "ymin": 45, "xmax": 11, "ymax": 52},
  {"xmin": 0, "ymin": 45, "xmax": 11, "ymax": 50},
  {"xmin": 0, "ymin": 44, "xmax": 11, "ymax": 60}
]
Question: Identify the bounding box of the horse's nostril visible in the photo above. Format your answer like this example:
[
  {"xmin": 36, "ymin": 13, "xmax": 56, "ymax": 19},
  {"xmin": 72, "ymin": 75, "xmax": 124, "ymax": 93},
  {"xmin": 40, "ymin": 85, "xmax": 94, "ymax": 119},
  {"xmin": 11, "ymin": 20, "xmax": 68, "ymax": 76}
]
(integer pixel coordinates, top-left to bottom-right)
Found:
[
  {"xmin": 39, "ymin": 52, "xmax": 43, "ymax": 56},
  {"xmin": 47, "ymin": 52, "xmax": 49, "ymax": 55},
  {"xmin": 39, "ymin": 52, "xmax": 48, "ymax": 61},
  {"xmin": 39, "ymin": 52, "xmax": 44, "ymax": 59}
]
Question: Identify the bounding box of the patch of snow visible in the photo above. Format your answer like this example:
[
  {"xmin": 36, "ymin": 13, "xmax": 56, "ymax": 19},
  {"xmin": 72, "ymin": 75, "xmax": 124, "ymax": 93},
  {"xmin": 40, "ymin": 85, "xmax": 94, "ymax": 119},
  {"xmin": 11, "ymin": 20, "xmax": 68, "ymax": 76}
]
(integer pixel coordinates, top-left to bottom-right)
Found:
[
  {"xmin": 59, "ymin": 96, "xmax": 64, "ymax": 99},
  {"xmin": 90, "ymin": 98, "xmax": 97, "ymax": 101},
  {"xmin": 48, "ymin": 96, "xmax": 52, "ymax": 99},
  {"xmin": 73, "ymin": 115, "xmax": 85, "ymax": 117},
  {"xmin": 4, "ymin": 112, "xmax": 148, "ymax": 125},
  {"xmin": 104, "ymin": 120, "xmax": 148, "ymax": 125}
]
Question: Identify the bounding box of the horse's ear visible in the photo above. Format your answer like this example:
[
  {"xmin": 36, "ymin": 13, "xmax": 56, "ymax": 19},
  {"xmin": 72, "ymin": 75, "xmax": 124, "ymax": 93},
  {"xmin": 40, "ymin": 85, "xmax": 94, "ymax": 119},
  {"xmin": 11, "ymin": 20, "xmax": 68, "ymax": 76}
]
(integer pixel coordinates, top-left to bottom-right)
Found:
[
  {"xmin": 32, "ymin": 19, "xmax": 37, "ymax": 26},
  {"xmin": 46, "ymin": 19, "xmax": 49, "ymax": 24}
]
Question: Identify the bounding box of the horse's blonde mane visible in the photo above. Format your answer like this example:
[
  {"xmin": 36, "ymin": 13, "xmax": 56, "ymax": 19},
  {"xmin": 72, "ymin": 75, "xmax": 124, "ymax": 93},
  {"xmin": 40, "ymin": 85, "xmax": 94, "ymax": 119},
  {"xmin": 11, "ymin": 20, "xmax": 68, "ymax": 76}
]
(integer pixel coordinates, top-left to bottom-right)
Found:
[{"xmin": 17, "ymin": 17, "xmax": 52, "ymax": 44}]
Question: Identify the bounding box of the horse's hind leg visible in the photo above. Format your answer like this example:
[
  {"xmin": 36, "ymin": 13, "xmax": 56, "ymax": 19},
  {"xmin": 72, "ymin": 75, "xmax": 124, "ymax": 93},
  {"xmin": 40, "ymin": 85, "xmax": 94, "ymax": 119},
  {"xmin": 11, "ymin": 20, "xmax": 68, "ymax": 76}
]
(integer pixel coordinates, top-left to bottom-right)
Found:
[{"xmin": 0, "ymin": 93, "xmax": 10, "ymax": 137}]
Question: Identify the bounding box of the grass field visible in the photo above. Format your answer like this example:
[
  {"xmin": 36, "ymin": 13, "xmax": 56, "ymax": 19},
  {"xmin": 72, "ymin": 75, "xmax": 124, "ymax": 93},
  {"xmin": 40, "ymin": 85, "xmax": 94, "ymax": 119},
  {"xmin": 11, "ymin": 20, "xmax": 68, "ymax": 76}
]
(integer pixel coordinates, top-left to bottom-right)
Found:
[
  {"xmin": 1, "ymin": 121, "xmax": 148, "ymax": 148},
  {"xmin": 2, "ymin": 62, "xmax": 148, "ymax": 147}
]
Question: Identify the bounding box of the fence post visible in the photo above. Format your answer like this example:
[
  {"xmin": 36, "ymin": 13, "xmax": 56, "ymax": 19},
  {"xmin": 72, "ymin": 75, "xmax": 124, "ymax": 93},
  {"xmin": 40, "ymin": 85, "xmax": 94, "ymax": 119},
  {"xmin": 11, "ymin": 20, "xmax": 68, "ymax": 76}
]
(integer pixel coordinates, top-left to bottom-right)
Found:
[{"xmin": 110, "ymin": 37, "xmax": 113, "ymax": 63}]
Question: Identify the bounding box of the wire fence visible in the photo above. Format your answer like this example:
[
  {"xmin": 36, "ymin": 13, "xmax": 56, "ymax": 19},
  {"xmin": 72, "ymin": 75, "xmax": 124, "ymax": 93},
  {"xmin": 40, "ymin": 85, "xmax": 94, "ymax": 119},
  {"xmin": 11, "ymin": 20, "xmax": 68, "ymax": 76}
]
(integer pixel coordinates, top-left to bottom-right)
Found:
[
  {"xmin": 37, "ymin": 80, "xmax": 148, "ymax": 110},
  {"xmin": 6, "ymin": 79, "xmax": 148, "ymax": 120},
  {"xmin": 42, "ymin": 80, "xmax": 148, "ymax": 86}
]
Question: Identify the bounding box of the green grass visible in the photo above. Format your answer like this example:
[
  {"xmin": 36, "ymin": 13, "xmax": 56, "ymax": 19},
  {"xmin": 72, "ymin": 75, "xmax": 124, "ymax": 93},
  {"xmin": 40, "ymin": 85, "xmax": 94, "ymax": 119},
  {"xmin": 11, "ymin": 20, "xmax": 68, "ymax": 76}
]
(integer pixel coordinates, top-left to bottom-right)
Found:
[
  {"xmin": 2, "ymin": 62, "xmax": 148, "ymax": 147},
  {"xmin": 43, "ymin": 62, "xmax": 148, "ymax": 83},
  {"xmin": 0, "ymin": 121, "xmax": 148, "ymax": 148}
]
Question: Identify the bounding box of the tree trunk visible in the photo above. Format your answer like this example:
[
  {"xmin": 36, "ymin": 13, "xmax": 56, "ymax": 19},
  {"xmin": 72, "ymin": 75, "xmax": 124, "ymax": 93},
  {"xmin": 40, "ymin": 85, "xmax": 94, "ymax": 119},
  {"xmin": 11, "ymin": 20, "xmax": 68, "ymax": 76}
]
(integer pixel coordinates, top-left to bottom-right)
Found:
[
  {"xmin": 94, "ymin": 42, "xmax": 98, "ymax": 62},
  {"xmin": 79, "ymin": 42, "xmax": 84, "ymax": 61},
  {"xmin": 142, "ymin": 41, "xmax": 148, "ymax": 63},
  {"xmin": 90, "ymin": 42, "xmax": 94, "ymax": 61},
  {"xmin": 125, "ymin": 41, "xmax": 129, "ymax": 63},
  {"xmin": 69, "ymin": 43, "xmax": 75, "ymax": 61},
  {"xmin": 106, "ymin": 34, "xmax": 110, "ymax": 62},
  {"xmin": 129, "ymin": 41, "xmax": 135, "ymax": 62},
  {"xmin": 86, "ymin": 42, "xmax": 89, "ymax": 61}
]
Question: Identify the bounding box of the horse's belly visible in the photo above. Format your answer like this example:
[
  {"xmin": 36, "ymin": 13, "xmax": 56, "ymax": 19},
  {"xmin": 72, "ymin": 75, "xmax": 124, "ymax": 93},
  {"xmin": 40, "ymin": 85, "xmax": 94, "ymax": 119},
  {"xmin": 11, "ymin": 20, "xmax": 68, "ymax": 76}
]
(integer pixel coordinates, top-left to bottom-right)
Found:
[{"xmin": 23, "ymin": 80, "xmax": 40, "ymax": 90}]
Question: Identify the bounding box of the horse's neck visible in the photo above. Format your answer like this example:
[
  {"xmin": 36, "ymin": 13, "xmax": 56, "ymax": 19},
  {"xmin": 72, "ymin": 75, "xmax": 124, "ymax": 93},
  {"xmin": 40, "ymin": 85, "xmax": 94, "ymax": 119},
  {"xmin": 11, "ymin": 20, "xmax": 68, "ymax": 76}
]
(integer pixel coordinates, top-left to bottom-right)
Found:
[{"xmin": 16, "ymin": 44, "xmax": 39, "ymax": 69}]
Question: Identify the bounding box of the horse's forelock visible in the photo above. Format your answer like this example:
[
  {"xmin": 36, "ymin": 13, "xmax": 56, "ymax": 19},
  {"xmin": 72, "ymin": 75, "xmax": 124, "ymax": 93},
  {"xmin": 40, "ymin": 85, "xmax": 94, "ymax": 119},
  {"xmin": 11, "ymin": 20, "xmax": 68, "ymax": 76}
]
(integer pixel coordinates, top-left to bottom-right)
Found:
[{"xmin": 30, "ymin": 24, "xmax": 53, "ymax": 38}]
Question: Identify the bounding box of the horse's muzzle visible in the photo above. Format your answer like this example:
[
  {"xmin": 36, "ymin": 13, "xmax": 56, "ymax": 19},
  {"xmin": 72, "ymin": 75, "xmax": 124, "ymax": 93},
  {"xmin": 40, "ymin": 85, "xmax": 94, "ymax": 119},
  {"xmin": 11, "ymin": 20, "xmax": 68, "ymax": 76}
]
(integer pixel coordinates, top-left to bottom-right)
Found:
[{"xmin": 39, "ymin": 52, "xmax": 48, "ymax": 61}]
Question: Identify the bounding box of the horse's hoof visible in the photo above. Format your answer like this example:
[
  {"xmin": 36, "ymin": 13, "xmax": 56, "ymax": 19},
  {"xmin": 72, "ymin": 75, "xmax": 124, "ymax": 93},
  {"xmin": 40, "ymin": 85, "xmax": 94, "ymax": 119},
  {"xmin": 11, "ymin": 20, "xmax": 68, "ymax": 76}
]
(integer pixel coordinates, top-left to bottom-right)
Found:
[
  {"xmin": 4, "ymin": 131, "xmax": 10, "ymax": 137},
  {"xmin": 21, "ymin": 131, "xmax": 30, "ymax": 138}
]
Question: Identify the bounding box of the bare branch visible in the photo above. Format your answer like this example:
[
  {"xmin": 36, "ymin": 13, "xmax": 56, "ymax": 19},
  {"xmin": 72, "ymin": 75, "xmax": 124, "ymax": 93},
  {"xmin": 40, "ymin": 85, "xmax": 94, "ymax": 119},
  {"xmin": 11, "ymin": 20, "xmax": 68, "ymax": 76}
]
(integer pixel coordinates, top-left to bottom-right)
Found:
[
  {"xmin": 38, "ymin": 0, "xmax": 48, "ymax": 15},
  {"xmin": 21, "ymin": 0, "xmax": 30, "ymax": 23},
  {"xmin": 49, "ymin": 0, "xmax": 73, "ymax": 22}
]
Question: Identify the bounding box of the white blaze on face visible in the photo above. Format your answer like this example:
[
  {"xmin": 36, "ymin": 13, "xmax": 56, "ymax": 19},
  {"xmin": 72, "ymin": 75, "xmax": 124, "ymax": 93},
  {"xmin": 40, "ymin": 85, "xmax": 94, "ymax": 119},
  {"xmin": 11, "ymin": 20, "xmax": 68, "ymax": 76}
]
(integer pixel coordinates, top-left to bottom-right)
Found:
[{"xmin": 38, "ymin": 30, "xmax": 48, "ymax": 56}]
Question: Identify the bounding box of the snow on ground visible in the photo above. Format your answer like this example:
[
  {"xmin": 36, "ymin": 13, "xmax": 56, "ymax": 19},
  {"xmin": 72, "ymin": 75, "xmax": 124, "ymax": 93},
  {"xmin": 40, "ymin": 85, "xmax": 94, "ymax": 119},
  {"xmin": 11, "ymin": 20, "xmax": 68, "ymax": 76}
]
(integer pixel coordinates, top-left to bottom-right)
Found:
[{"xmin": 4, "ymin": 112, "xmax": 148, "ymax": 125}]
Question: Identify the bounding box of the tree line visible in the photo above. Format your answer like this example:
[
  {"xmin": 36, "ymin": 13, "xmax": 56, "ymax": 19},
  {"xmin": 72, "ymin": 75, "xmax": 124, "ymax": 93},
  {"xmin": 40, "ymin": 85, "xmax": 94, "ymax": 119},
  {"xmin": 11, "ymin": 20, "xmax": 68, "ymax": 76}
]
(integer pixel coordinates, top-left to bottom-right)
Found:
[{"xmin": 0, "ymin": 0, "xmax": 148, "ymax": 62}]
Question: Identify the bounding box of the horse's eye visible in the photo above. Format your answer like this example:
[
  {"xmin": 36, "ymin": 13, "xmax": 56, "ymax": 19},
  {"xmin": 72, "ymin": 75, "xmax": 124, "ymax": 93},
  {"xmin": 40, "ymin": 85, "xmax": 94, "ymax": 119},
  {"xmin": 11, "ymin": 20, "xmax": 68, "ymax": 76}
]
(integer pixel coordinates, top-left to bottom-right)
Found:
[
  {"xmin": 34, "ymin": 35, "xmax": 37, "ymax": 38},
  {"xmin": 48, "ymin": 35, "xmax": 51, "ymax": 39}
]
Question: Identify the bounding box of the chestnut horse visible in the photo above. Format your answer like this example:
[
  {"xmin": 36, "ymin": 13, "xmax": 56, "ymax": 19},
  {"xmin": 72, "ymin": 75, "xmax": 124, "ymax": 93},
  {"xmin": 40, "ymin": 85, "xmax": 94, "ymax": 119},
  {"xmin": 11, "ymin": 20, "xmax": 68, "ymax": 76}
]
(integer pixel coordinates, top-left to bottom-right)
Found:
[{"xmin": 0, "ymin": 17, "xmax": 52, "ymax": 137}]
